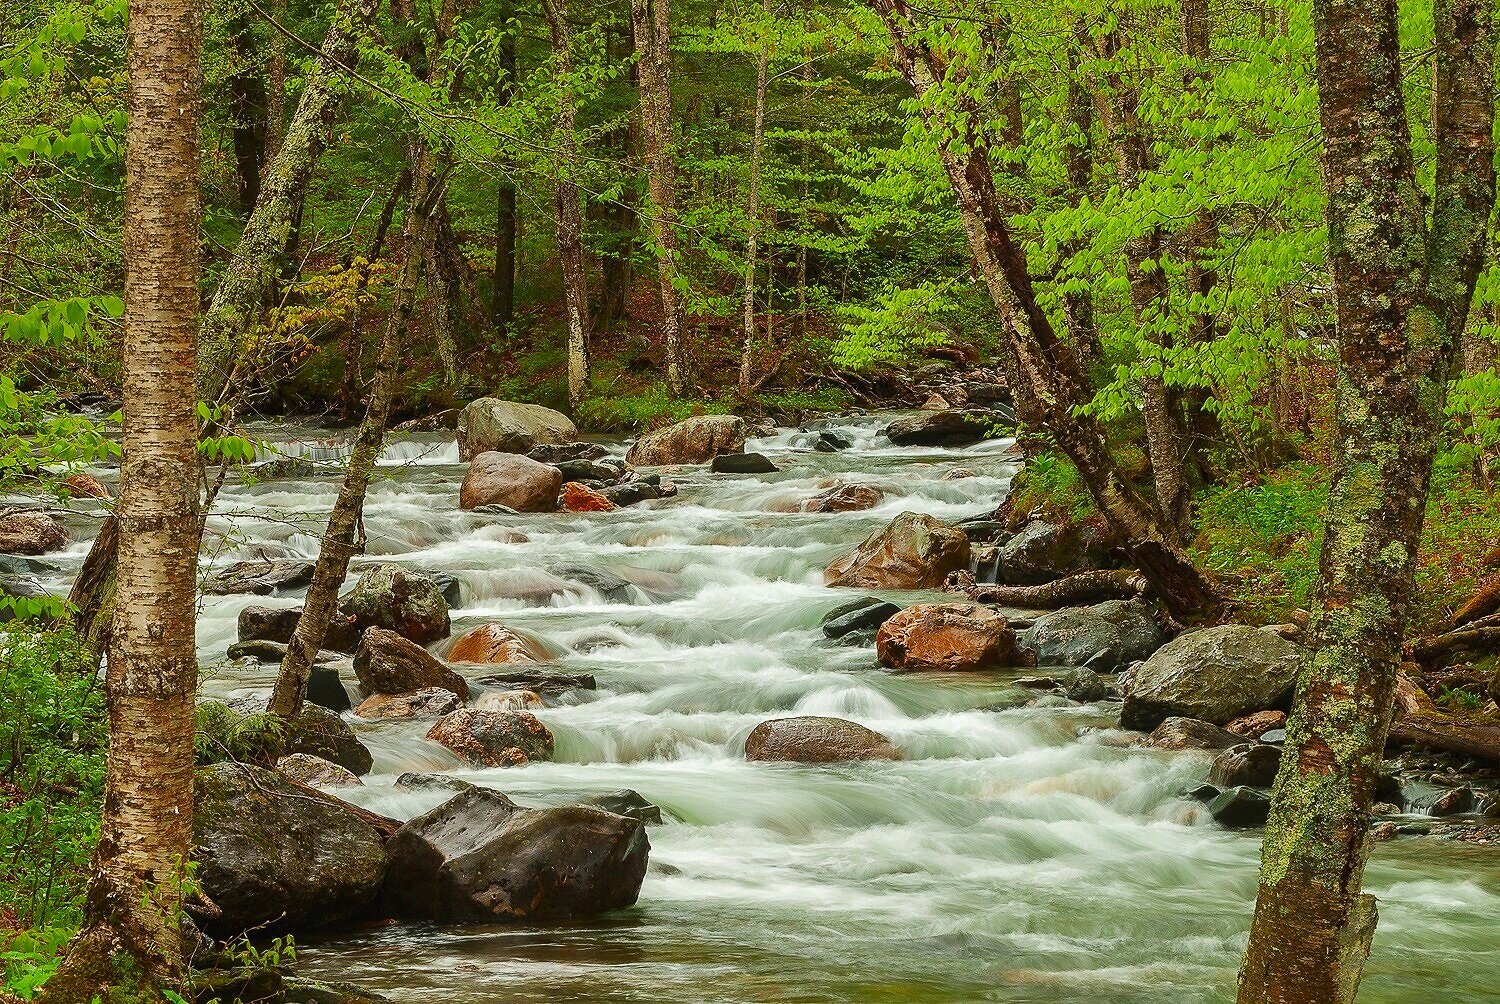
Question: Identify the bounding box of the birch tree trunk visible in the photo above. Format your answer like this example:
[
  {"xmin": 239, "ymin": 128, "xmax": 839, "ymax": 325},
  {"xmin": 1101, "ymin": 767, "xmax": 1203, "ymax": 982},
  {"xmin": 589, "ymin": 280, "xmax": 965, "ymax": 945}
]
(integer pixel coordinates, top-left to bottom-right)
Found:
[
  {"xmin": 41, "ymin": 0, "xmax": 203, "ymax": 995},
  {"xmin": 1238, "ymin": 1, "xmax": 1495, "ymax": 999},
  {"xmin": 543, "ymin": 0, "xmax": 592, "ymax": 409},
  {"xmin": 630, "ymin": 0, "xmax": 689, "ymax": 395},
  {"xmin": 738, "ymin": 34, "xmax": 771, "ymax": 394}
]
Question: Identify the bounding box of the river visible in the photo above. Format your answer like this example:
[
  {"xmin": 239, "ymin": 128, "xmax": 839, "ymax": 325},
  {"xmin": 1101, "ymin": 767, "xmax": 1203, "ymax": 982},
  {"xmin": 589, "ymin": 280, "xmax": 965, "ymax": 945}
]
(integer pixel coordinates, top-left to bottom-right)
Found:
[{"xmin": 45, "ymin": 412, "xmax": 1500, "ymax": 1001}]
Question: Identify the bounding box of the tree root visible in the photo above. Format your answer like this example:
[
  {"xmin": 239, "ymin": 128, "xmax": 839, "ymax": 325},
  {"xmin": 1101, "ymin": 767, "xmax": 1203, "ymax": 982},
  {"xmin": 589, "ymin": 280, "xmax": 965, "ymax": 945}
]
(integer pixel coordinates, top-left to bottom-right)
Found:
[{"xmin": 947, "ymin": 568, "xmax": 1150, "ymax": 609}]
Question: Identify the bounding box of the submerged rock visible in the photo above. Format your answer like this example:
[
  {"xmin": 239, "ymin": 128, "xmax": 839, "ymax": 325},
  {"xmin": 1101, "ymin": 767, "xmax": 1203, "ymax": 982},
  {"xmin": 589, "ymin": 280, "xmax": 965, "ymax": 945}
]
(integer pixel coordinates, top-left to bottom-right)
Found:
[
  {"xmin": 477, "ymin": 669, "xmax": 596, "ymax": 694},
  {"xmin": 425, "ymin": 709, "xmax": 555, "ymax": 766},
  {"xmin": 1208, "ymin": 786, "xmax": 1271, "ymax": 828},
  {"xmin": 457, "ymin": 399, "xmax": 577, "ymax": 461},
  {"xmin": 459, "ymin": 452, "xmax": 563, "ymax": 512},
  {"xmin": 1120, "ymin": 625, "xmax": 1304, "ymax": 730},
  {"xmin": 191, "ymin": 764, "xmax": 387, "ymax": 936},
  {"xmin": 1141, "ymin": 717, "xmax": 1242, "ymax": 751},
  {"xmin": 384, "ymin": 787, "xmax": 649, "ymax": 921},
  {"xmin": 711, "ymin": 451, "xmax": 778, "ymax": 474},
  {"xmin": 0, "ymin": 511, "xmax": 67, "ymax": 555},
  {"xmin": 744, "ymin": 716, "xmax": 900, "ymax": 763},
  {"xmin": 354, "ymin": 687, "xmax": 464, "ymax": 721},
  {"xmin": 821, "ymin": 596, "xmax": 901, "ymax": 639},
  {"xmin": 824, "ymin": 511, "xmax": 970, "ymax": 589},
  {"xmin": 446, "ymin": 623, "xmax": 550, "ymax": 665},
  {"xmin": 354, "ymin": 627, "xmax": 471, "ymax": 702},
  {"xmin": 205, "ymin": 558, "xmax": 316, "ymax": 596},
  {"xmin": 584, "ymin": 789, "xmax": 664, "ymax": 824},
  {"xmin": 803, "ymin": 482, "xmax": 884, "ymax": 513},
  {"xmin": 1019, "ymin": 599, "xmax": 1164, "ymax": 673},
  {"xmin": 876, "ymin": 602, "xmax": 1016, "ymax": 672},
  {"xmin": 625, "ymin": 415, "xmax": 748, "ymax": 466}
]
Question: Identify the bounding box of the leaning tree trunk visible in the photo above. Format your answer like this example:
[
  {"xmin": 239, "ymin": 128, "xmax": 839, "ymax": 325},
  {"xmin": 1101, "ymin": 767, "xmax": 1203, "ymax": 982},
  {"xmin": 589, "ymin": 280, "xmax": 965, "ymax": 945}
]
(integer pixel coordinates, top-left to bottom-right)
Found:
[
  {"xmin": 630, "ymin": 0, "xmax": 689, "ymax": 395},
  {"xmin": 41, "ymin": 0, "xmax": 203, "ymax": 997},
  {"xmin": 543, "ymin": 0, "xmax": 592, "ymax": 409},
  {"xmin": 268, "ymin": 159, "xmax": 443, "ymax": 719},
  {"xmin": 737, "ymin": 33, "xmax": 771, "ymax": 394},
  {"xmin": 1237, "ymin": 1, "xmax": 1496, "ymax": 1000}
]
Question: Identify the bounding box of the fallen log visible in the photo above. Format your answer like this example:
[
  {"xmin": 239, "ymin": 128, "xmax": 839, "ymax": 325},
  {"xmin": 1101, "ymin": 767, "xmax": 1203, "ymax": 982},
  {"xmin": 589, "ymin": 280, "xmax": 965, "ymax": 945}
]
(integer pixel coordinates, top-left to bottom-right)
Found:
[
  {"xmin": 1452, "ymin": 573, "xmax": 1500, "ymax": 627},
  {"xmin": 948, "ymin": 568, "xmax": 1149, "ymax": 609},
  {"xmin": 1411, "ymin": 612, "xmax": 1500, "ymax": 663},
  {"xmin": 1386, "ymin": 674, "xmax": 1500, "ymax": 765}
]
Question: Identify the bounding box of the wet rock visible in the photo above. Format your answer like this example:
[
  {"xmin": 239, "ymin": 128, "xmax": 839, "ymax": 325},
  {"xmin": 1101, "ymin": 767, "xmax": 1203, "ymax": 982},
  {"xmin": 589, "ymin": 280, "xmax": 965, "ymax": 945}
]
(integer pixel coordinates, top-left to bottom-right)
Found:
[
  {"xmin": 1208, "ymin": 786, "xmax": 1271, "ymax": 828},
  {"xmin": 354, "ymin": 627, "xmax": 471, "ymax": 702},
  {"xmin": 205, "ymin": 559, "xmax": 316, "ymax": 596},
  {"xmin": 1209, "ymin": 743, "xmax": 1281, "ymax": 788},
  {"xmin": 342, "ymin": 565, "xmax": 451, "ymax": 645},
  {"xmin": 425, "ymin": 709, "xmax": 554, "ymax": 766},
  {"xmin": 459, "ymin": 452, "xmax": 563, "ymax": 512},
  {"xmin": 940, "ymin": 468, "xmax": 976, "ymax": 481},
  {"xmin": 446, "ymin": 623, "xmax": 550, "ymax": 665},
  {"xmin": 996, "ymin": 519, "xmax": 1114, "ymax": 585},
  {"xmin": 1370, "ymin": 820, "xmax": 1400, "ymax": 842},
  {"xmin": 1426, "ymin": 786, "xmax": 1475, "ymax": 817},
  {"xmin": 744, "ymin": 716, "xmax": 901, "ymax": 762},
  {"xmin": 191, "ymin": 763, "xmax": 387, "ymax": 936},
  {"xmin": 804, "ymin": 482, "xmax": 884, "ymax": 513},
  {"xmin": 876, "ymin": 602, "xmax": 1016, "ymax": 672},
  {"xmin": 1119, "ymin": 625, "xmax": 1304, "ymax": 730},
  {"xmin": 555, "ymin": 458, "xmax": 623, "ymax": 482},
  {"xmin": 457, "ymin": 399, "xmax": 577, "ymax": 461},
  {"xmin": 284, "ymin": 705, "xmax": 374, "ymax": 776},
  {"xmin": 958, "ymin": 519, "xmax": 1008, "ymax": 544},
  {"xmin": 529, "ymin": 442, "xmax": 607, "ymax": 464},
  {"xmin": 354, "ymin": 687, "xmax": 464, "ymax": 721},
  {"xmin": 824, "ymin": 511, "xmax": 970, "ymax": 589},
  {"xmin": 584, "ymin": 789, "xmax": 664, "ymax": 824},
  {"xmin": 884, "ymin": 409, "xmax": 999, "ymax": 447},
  {"xmin": 238, "ymin": 605, "xmax": 360, "ymax": 653},
  {"xmin": 478, "ymin": 669, "xmax": 596, "ymax": 694},
  {"xmin": 394, "ymin": 773, "xmax": 476, "ymax": 794},
  {"xmin": 1142, "ymin": 717, "xmax": 1242, "ymax": 751},
  {"xmin": 1226, "ymin": 710, "xmax": 1287, "ymax": 739},
  {"xmin": 551, "ymin": 565, "xmax": 634, "ymax": 602},
  {"xmin": 561, "ymin": 481, "xmax": 617, "ymax": 512},
  {"xmin": 384, "ymin": 787, "xmax": 649, "ymax": 921},
  {"xmin": 421, "ymin": 569, "xmax": 463, "ymax": 608},
  {"xmin": 625, "ymin": 415, "xmax": 748, "ymax": 466},
  {"xmin": 307, "ymin": 663, "xmax": 352, "ymax": 713},
  {"xmin": 1259, "ymin": 728, "xmax": 1287, "ymax": 745},
  {"xmin": 254, "ymin": 455, "xmax": 320, "ymax": 479},
  {"xmin": 967, "ymin": 382, "xmax": 1010, "ymax": 406},
  {"xmin": 1057, "ymin": 668, "xmax": 1108, "ymax": 702},
  {"xmin": 1019, "ymin": 599, "xmax": 1165, "ymax": 674},
  {"xmin": 63, "ymin": 472, "xmax": 110, "ymax": 499},
  {"xmin": 599, "ymin": 481, "xmax": 661, "ymax": 506},
  {"xmin": 711, "ymin": 452, "xmax": 778, "ymax": 474},
  {"xmin": 0, "ymin": 511, "xmax": 67, "ymax": 555},
  {"xmin": 821, "ymin": 596, "xmax": 901, "ymax": 639},
  {"xmin": 814, "ymin": 431, "xmax": 851, "ymax": 452},
  {"xmin": 473, "ymin": 689, "xmax": 544, "ymax": 711},
  {"xmin": 277, "ymin": 753, "xmax": 363, "ymax": 788}
]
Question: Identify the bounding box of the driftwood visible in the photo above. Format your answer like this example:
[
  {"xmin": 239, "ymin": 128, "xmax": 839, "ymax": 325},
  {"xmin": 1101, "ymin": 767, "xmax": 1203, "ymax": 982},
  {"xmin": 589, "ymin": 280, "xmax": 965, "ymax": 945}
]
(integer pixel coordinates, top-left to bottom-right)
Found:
[
  {"xmin": 1386, "ymin": 675, "xmax": 1500, "ymax": 765},
  {"xmin": 1411, "ymin": 611, "xmax": 1500, "ymax": 663},
  {"xmin": 1452, "ymin": 572, "xmax": 1500, "ymax": 627},
  {"xmin": 949, "ymin": 568, "xmax": 1149, "ymax": 609}
]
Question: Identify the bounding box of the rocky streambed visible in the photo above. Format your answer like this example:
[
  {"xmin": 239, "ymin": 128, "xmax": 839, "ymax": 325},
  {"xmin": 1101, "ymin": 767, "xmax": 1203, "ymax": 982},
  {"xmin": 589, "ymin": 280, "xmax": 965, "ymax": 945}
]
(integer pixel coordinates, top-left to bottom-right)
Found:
[{"xmin": 14, "ymin": 409, "xmax": 1500, "ymax": 1002}]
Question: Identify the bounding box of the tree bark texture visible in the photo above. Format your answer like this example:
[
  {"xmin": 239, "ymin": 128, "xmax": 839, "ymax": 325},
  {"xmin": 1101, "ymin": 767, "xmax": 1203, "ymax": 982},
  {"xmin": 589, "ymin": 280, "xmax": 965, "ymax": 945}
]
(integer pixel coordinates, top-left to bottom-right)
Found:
[
  {"xmin": 738, "ymin": 32, "xmax": 771, "ymax": 393},
  {"xmin": 1238, "ymin": 1, "xmax": 1495, "ymax": 1000},
  {"xmin": 493, "ymin": 28, "xmax": 518, "ymax": 333},
  {"xmin": 543, "ymin": 0, "xmax": 592, "ymax": 409}
]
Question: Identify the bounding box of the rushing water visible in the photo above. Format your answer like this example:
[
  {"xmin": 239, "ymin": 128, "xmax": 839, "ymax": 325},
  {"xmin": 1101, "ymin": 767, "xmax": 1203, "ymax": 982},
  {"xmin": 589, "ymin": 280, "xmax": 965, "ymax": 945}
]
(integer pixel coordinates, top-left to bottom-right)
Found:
[{"xmin": 34, "ymin": 413, "xmax": 1500, "ymax": 1002}]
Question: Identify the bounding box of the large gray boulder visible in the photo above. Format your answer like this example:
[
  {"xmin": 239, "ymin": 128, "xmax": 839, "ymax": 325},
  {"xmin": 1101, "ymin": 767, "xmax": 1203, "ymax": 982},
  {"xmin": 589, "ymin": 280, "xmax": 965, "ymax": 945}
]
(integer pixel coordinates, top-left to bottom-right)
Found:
[
  {"xmin": 1020, "ymin": 599, "xmax": 1165, "ymax": 673},
  {"xmin": 342, "ymin": 565, "xmax": 451, "ymax": 646},
  {"xmin": 190, "ymin": 764, "xmax": 388, "ymax": 936},
  {"xmin": 459, "ymin": 452, "xmax": 563, "ymax": 512},
  {"xmin": 625, "ymin": 415, "xmax": 747, "ymax": 466},
  {"xmin": 744, "ymin": 716, "xmax": 900, "ymax": 762},
  {"xmin": 997, "ymin": 519, "xmax": 1115, "ymax": 585},
  {"xmin": 1120, "ymin": 625, "xmax": 1305, "ymax": 730},
  {"xmin": 884, "ymin": 409, "xmax": 1002, "ymax": 447},
  {"xmin": 457, "ymin": 399, "xmax": 577, "ymax": 461},
  {"xmin": 824, "ymin": 512, "xmax": 970, "ymax": 590},
  {"xmin": 384, "ymin": 787, "xmax": 649, "ymax": 921},
  {"xmin": 204, "ymin": 558, "xmax": 316, "ymax": 596}
]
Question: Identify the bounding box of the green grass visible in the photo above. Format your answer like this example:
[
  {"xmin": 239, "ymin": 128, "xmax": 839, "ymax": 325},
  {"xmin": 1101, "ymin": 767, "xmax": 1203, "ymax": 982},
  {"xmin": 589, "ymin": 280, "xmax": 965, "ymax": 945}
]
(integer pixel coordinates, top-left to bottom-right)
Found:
[{"xmin": 576, "ymin": 382, "xmax": 733, "ymax": 432}]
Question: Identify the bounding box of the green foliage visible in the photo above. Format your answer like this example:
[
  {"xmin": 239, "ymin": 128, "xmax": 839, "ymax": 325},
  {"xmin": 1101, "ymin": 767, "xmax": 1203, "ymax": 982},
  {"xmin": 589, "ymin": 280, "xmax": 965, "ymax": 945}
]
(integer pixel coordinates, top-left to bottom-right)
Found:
[
  {"xmin": 1006, "ymin": 451, "xmax": 1099, "ymax": 526},
  {"xmin": 1435, "ymin": 685, "xmax": 1483, "ymax": 713},
  {"xmin": 576, "ymin": 383, "xmax": 732, "ymax": 432},
  {"xmin": 193, "ymin": 701, "xmax": 286, "ymax": 767},
  {"xmin": 1, "ymin": 926, "xmax": 71, "ymax": 999}
]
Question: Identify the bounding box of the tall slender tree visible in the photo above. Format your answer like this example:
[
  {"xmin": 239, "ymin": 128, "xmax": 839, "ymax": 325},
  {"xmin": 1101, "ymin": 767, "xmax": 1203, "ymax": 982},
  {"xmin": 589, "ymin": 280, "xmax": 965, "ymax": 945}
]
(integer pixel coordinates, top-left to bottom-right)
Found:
[
  {"xmin": 543, "ymin": 0, "xmax": 591, "ymax": 409},
  {"xmin": 40, "ymin": 0, "xmax": 204, "ymax": 996},
  {"xmin": 1238, "ymin": 0, "xmax": 1496, "ymax": 999}
]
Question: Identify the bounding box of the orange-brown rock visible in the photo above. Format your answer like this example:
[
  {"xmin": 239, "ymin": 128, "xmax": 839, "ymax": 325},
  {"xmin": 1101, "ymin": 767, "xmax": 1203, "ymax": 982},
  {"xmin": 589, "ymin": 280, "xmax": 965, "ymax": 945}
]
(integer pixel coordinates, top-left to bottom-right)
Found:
[
  {"xmin": 561, "ymin": 481, "xmax": 617, "ymax": 512},
  {"xmin": 425, "ymin": 709, "xmax": 555, "ymax": 767},
  {"xmin": 446, "ymin": 623, "xmax": 551, "ymax": 665},
  {"xmin": 354, "ymin": 687, "xmax": 464, "ymax": 721},
  {"xmin": 802, "ymin": 482, "xmax": 884, "ymax": 513},
  {"xmin": 824, "ymin": 512, "xmax": 969, "ymax": 589},
  {"xmin": 744, "ymin": 716, "xmax": 900, "ymax": 763},
  {"xmin": 875, "ymin": 602, "xmax": 1016, "ymax": 672},
  {"xmin": 64, "ymin": 472, "xmax": 110, "ymax": 499},
  {"xmin": 1225, "ymin": 710, "xmax": 1287, "ymax": 739},
  {"xmin": 459, "ymin": 452, "xmax": 563, "ymax": 512}
]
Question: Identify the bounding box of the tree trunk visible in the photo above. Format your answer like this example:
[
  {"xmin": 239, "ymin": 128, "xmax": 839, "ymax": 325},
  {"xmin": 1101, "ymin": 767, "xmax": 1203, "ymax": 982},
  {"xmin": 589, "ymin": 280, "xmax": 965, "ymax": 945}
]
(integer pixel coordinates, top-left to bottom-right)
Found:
[
  {"xmin": 958, "ymin": 569, "xmax": 1149, "ymax": 609},
  {"xmin": 269, "ymin": 160, "xmax": 442, "ymax": 719},
  {"xmin": 493, "ymin": 29, "xmax": 518, "ymax": 334},
  {"xmin": 738, "ymin": 32, "xmax": 771, "ymax": 394},
  {"xmin": 228, "ymin": 13, "xmax": 268, "ymax": 215},
  {"xmin": 630, "ymin": 0, "xmax": 689, "ymax": 395},
  {"xmin": 543, "ymin": 0, "xmax": 592, "ymax": 409},
  {"xmin": 41, "ymin": 0, "xmax": 203, "ymax": 996},
  {"xmin": 1238, "ymin": 1, "xmax": 1495, "ymax": 1000},
  {"xmin": 334, "ymin": 170, "xmax": 410, "ymax": 418},
  {"xmin": 868, "ymin": 0, "xmax": 1219, "ymax": 621}
]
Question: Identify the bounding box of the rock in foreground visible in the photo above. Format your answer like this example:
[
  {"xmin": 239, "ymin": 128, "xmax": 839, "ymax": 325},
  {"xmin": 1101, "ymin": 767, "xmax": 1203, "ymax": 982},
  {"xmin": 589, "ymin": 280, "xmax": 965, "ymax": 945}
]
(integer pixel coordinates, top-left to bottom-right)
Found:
[
  {"xmin": 457, "ymin": 398, "xmax": 577, "ymax": 461},
  {"xmin": 824, "ymin": 512, "xmax": 969, "ymax": 589},
  {"xmin": 1120, "ymin": 625, "xmax": 1304, "ymax": 730},
  {"xmin": 354, "ymin": 627, "xmax": 471, "ymax": 702},
  {"xmin": 384, "ymin": 787, "xmax": 649, "ymax": 921},
  {"xmin": 0, "ymin": 512, "xmax": 67, "ymax": 556},
  {"xmin": 1019, "ymin": 599, "xmax": 1164, "ymax": 673},
  {"xmin": 625, "ymin": 415, "xmax": 747, "ymax": 466},
  {"xmin": 876, "ymin": 602, "xmax": 1016, "ymax": 672},
  {"xmin": 342, "ymin": 565, "xmax": 451, "ymax": 645},
  {"xmin": 425, "ymin": 708, "xmax": 554, "ymax": 766},
  {"xmin": 744, "ymin": 716, "xmax": 900, "ymax": 762},
  {"xmin": 884, "ymin": 409, "xmax": 1000, "ymax": 447},
  {"xmin": 460, "ymin": 452, "xmax": 564, "ymax": 512}
]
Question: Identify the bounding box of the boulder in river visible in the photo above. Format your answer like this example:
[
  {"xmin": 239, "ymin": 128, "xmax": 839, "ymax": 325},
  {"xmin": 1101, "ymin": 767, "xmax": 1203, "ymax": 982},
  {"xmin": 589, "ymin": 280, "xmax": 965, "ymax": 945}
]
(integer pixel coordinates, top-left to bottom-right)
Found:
[
  {"xmin": 824, "ymin": 512, "xmax": 970, "ymax": 589},
  {"xmin": 584, "ymin": 789, "xmax": 664, "ymax": 824},
  {"xmin": 425, "ymin": 708, "xmax": 555, "ymax": 766},
  {"xmin": 456, "ymin": 398, "xmax": 577, "ymax": 461},
  {"xmin": 0, "ymin": 512, "xmax": 67, "ymax": 555},
  {"xmin": 62, "ymin": 472, "xmax": 110, "ymax": 499},
  {"xmin": 447, "ymin": 623, "xmax": 551, "ymax": 665},
  {"xmin": 1208, "ymin": 786, "xmax": 1271, "ymax": 828},
  {"xmin": 238, "ymin": 604, "xmax": 360, "ymax": 653},
  {"xmin": 876, "ymin": 602, "xmax": 1016, "ymax": 672},
  {"xmin": 1019, "ymin": 599, "xmax": 1165, "ymax": 673},
  {"xmin": 342, "ymin": 565, "xmax": 451, "ymax": 645},
  {"xmin": 561, "ymin": 481, "xmax": 618, "ymax": 512},
  {"xmin": 477, "ymin": 669, "xmax": 596, "ymax": 695},
  {"xmin": 384, "ymin": 787, "xmax": 649, "ymax": 921},
  {"xmin": 204, "ymin": 558, "xmax": 316, "ymax": 596},
  {"xmin": 1226, "ymin": 710, "xmax": 1287, "ymax": 739},
  {"xmin": 473, "ymin": 689, "xmax": 544, "ymax": 711},
  {"xmin": 803, "ymin": 482, "xmax": 884, "ymax": 513},
  {"xmin": 459, "ymin": 452, "xmax": 564, "ymax": 512},
  {"xmin": 744, "ymin": 716, "xmax": 901, "ymax": 763},
  {"xmin": 599, "ymin": 481, "xmax": 661, "ymax": 507},
  {"xmin": 996, "ymin": 519, "xmax": 1115, "ymax": 585},
  {"xmin": 1141, "ymin": 717, "xmax": 1243, "ymax": 751},
  {"xmin": 276, "ymin": 753, "xmax": 363, "ymax": 788},
  {"xmin": 529, "ymin": 442, "xmax": 608, "ymax": 464},
  {"xmin": 191, "ymin": 763, "xmax": 387, "ymax": 936},
  {"xmin": 711, "ymin": 452, "xmax": 778, "ymax": 474},
  {"xmin": 354, "ymin": 627, "xmax": 471, "ymax": 702},
  {"xmin": 283, "ymin": 704, "xmax": 375, "ymax": 776},
  {"xmin": 1210, "ymin": 743, "xmax": 1281, "ymax": 789},
  {"xmin": 822, "ymin": 596, "xmax": 901, "ymax": 639},
  {"xmin": 625, "ymin": 415, "xmax": 747, "ymax": 466},
  {"xmin": 884, "ymin": 409, "xmax": 1001, "ymax": 447},
  {"xmin": 1120, "ymin": 625, "xmax": 1305, "ymax": 730},
  {"xmin": 551, "ymin": 564, "xmax": 635, "ymax": 602},
  {"xmin": 354, "ymin": 687, "xmax": 464, "ymax": 721}
]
